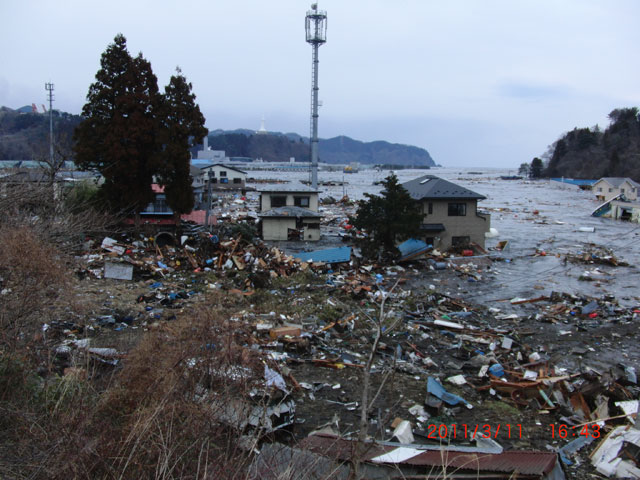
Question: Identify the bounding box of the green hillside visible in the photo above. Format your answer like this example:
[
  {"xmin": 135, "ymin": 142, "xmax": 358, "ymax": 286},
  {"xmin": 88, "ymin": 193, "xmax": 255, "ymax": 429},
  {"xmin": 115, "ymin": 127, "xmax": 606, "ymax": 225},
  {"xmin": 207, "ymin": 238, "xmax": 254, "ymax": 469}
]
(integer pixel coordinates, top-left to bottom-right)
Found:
[{"xmin": 544, "ymin": 108, "xmax": 640, "ymax": 181}]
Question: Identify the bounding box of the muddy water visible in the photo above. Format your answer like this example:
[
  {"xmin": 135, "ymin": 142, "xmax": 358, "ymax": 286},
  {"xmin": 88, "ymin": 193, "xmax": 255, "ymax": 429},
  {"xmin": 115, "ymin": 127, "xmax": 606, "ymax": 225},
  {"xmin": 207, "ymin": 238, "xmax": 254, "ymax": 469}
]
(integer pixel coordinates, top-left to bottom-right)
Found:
[{"xmin": 248, "ymin": 167, "xmax": 640, "ymax": 308}]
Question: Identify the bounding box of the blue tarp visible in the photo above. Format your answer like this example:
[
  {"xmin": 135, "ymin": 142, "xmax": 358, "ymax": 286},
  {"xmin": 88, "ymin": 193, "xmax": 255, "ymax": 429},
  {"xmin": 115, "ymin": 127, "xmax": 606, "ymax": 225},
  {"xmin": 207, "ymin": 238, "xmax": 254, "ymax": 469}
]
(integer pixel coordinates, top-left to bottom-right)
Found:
[
  {"xmin": 551, "ymin": 178, "xmax": 596, "ymax": 186},
  {"xmin": 427, "ymin": 377, "xmax": 469, "ymax": 406},
  {"xmin": 293, "ymin": 246, "xmax": 351, "ymax": 264},
  {"xmin": 398, "ymin": 238, "xmax": 431, "ymax": 261}
]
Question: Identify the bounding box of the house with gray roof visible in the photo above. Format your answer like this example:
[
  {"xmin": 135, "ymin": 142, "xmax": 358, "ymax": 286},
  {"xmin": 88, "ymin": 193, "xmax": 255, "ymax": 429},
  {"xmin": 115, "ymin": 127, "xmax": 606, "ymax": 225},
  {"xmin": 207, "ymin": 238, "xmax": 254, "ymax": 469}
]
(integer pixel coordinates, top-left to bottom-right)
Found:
[
  {"xmin": 402, "ymin": 175, "xmax": 490, "ymax": 250},
  {"xmin": 593, "ymin": 177, "xmax": 639, "ymax": 202},
  {"xmin": 258, "ymin": 182, "xmax": 321, "ymax": 241}
]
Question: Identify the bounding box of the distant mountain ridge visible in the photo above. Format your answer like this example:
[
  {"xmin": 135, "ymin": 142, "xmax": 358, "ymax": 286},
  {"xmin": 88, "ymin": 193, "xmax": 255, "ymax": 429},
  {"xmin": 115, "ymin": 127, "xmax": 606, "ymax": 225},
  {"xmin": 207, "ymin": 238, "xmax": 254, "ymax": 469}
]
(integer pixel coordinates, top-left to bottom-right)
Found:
[
  {"xmin": 208, "ymin": 129, "xmax": 435, "ymax": 166},
  {"xmin": 0, "ymin": 105, "xmax": 436, "ymax": 167}
]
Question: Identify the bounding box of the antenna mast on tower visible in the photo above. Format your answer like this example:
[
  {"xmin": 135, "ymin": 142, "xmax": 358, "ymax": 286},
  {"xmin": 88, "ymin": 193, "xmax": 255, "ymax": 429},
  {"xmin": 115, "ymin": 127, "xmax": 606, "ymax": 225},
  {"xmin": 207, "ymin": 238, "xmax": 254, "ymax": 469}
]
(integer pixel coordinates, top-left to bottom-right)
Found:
[
  {"xmin": 45, "ymin": 82, "xmax": 55, "ymax": 168},
  {"xmin": 305, "ymin": 3, "xmax": 327, "ymax": 190}
]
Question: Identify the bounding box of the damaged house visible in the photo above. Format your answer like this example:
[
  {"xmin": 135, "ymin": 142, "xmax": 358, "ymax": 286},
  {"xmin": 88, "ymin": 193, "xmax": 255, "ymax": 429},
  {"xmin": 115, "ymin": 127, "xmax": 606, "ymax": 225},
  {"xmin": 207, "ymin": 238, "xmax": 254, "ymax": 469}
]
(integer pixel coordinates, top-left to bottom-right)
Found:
[
  {"xmin": 258, "ymin": 182, "xmax": 322, "ymax": 241},
  {"xmin": 402, "ymin": 175, "xmax": 490, "ymax": 250},
  {"xmin": 592, "ymin": 177, "xmax": 640, "ymax": 222}
]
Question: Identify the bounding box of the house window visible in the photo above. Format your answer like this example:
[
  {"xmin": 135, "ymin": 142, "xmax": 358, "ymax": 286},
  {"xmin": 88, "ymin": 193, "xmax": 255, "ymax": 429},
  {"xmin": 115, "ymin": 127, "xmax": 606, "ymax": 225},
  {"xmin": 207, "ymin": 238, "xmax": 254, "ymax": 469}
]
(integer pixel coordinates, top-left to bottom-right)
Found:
[
  {"xmin": 621, "ymin": 188, "xmax": 625, "ymax": 193},
  {"xmin": 271, "ymin": 196, "xmax": 287, "ymax": 208},
  {"xmin": 428, "ymin": 202, "xmax": 433, "ymax": 214},
  {"xmin": 208, "ymin": 171, "xmax": 215, "ymax": 177},
  {"xmin": 220, "ymin": 171, "xmax": 227, "ymax": 177},
  {"xmin": 210, "ymin": 178, "xmax": 217, "ymax": 184},
  {"xmin": 609, "ymin": 188, "xmax": 612, "ymax": 192},
  {"xmin": 233, "ymin": 178, "xmax": 242, "ymax": 184},
  {"xmin": 597, "ymin": 187, "xmax": 602, "ymax": 192},
  {"xmin": 294, "ymin": 196, "xmax": 310, "ymax": 207},
  {"xmin": 220, "ymin": 178, "xmax": 228, "ymax": 184},
  {"xmin": 452, "ymin": 236, "xmax": 470, "ymax": 247},
  {"xmin": 448, "ymin": 203, "xmax": 466, "ymax": 216},
  {"xmin": 425, "ymin": 237, "xmax": 435, "ymax": 247},
  {"xmin": 304, "ymin": 222, "xmax": 320, "ymax": 229}
]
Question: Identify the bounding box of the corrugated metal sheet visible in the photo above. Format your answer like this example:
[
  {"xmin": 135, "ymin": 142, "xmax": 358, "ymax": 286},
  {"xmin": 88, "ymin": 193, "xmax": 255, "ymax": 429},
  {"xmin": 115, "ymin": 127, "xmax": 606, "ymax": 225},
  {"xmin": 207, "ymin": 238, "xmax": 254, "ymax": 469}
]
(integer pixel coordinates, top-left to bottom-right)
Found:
[
  {"xmin": 399, "ymin": 450, "xmax": 557, "ymax": 475},
  {"xmin": 294, "ymin": 246, "xmax": 351, "ymax": 264},
  {"xmin": 300, "ymin": 434, "xmax": 558, "ymax": 476}
]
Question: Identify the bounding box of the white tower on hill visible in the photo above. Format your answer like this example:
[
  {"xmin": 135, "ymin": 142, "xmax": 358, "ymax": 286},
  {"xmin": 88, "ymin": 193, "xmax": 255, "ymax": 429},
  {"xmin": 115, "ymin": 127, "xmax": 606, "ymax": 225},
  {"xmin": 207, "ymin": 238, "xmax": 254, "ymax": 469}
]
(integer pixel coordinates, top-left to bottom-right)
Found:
[{"xmin": 256, "ymin": 115, "xmax": 268, "ymax": 135}]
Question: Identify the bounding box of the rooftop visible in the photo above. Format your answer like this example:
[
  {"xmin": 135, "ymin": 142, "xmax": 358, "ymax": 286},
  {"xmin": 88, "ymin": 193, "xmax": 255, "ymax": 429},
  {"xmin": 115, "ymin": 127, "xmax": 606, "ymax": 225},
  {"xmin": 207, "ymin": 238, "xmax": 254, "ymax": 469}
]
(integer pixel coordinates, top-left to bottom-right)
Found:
[
  {"xmin": 258, "ymin": 182, "xmax": 318, "ymax": 193},
  {"xmin": 402, "ymin": 175, "xmax": 486, "ymax": 201},
  {"xmin": 200, "ymin": 164, "xmax": 247, "ymax": 174},
  {"xmin": 258, "ymin": 206, "xmax": 322, "ymax": 218},
  {"xmin": 597, "ymin": 177, "xmax": 640, "ymax": 188}
]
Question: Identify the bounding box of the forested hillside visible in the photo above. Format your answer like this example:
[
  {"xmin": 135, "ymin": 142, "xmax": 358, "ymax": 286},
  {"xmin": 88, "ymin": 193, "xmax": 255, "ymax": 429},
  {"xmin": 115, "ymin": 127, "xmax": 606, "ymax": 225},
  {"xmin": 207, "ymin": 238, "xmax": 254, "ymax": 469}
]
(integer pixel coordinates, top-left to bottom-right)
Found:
[
  {"xmin": 0, "ymin": 107, "xmax": 81, "ymax": 160},
  {"xmin": 544, "ymin": 108, "xmax": 640, "ymax": 181}
]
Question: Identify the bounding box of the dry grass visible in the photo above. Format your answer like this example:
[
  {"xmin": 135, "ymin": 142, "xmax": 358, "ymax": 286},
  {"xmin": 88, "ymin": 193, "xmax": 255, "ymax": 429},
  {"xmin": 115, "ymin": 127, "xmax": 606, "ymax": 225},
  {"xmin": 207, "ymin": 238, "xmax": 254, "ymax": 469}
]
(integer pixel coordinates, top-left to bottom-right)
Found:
[
  {"xmin": 0, "ymin": 297, "xmax": 278, "ymax": 479},
  {"xmin": 0, "ymin": 225, "xmax": 70, "ymax": 352},
  {"xmin": 0, "ymin": 183, "xmax": 272, "ymax": 479}
]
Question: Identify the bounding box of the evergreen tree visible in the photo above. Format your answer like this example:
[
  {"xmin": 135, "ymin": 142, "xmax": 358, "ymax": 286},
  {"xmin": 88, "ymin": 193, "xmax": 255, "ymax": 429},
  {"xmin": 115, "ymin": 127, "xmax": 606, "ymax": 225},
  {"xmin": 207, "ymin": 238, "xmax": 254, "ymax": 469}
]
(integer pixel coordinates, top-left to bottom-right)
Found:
[
  {"xmin": 158, "ymin": 67, "xmax": 207, "ymax": 221},
  {"xmin": 350, "ymin": 173, "xmax": 423, "ymax": 260},
  {"xmin": 530, "ymin": 157, "xmax": 543, "ymax": 178},
  {"xmin": 73, "ymin": 34, "xmax": 162, "ymax": 223}
]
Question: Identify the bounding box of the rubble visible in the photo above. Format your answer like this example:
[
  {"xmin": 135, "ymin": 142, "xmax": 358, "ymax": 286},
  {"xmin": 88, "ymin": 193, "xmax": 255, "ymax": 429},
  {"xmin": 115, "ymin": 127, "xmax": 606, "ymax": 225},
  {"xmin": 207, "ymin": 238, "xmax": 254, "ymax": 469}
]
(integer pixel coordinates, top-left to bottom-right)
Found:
[{"xmin": 23, "ymin": 213, "xmax": 640, "ymax": 479}]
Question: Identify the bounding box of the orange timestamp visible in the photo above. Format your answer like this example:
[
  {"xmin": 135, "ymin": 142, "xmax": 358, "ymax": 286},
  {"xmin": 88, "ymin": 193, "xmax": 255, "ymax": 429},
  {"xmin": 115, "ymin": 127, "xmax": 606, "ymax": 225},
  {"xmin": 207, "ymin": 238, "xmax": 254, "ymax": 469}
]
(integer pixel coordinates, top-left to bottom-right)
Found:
[
  {"xmin": 548, "ymin": 423, "xmax": 601, "ymax": 439},
  {"xmin": 425, "ymin": 423, "xmax": 522, "ymax": 439}
]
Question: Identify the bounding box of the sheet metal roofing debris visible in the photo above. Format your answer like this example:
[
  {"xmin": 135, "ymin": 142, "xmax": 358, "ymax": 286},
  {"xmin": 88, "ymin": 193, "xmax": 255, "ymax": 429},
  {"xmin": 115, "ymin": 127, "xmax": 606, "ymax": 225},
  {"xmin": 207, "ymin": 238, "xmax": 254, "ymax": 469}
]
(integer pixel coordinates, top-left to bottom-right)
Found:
[
  {"xmin": 296, "ymin": 433, "xmax": 564, "ymax": 479},
  {"xmin": 293, "ymin": 246, "xmax": 352, "ymax": 264}
]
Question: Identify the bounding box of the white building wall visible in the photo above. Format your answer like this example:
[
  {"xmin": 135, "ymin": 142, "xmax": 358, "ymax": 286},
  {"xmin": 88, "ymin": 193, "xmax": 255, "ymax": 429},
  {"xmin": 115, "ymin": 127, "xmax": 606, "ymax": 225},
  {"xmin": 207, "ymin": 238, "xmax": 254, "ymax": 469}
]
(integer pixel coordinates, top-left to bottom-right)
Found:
[
  {"xmin": 262, "ymin": 218, "xmax": 297, "ymax": 241},
  {"xmin": 260, "ymin": 193, "xmax": 319, "ymax": 212}
]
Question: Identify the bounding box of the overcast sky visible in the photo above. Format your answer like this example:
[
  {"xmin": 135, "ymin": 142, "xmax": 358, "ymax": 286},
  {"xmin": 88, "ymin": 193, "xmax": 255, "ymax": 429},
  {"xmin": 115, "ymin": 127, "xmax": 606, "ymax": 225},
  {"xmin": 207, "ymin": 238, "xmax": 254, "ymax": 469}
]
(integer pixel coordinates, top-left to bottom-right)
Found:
[{"xmin": 1, "ymin": 1, "xmax": 639, "ymax": 168}]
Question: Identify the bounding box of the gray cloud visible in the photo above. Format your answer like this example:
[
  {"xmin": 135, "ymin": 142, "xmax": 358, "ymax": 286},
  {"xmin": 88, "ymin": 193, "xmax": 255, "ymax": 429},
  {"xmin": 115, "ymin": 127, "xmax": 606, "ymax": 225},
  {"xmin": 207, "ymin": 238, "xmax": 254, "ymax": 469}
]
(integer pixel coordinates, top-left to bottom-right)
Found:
[{"xmin": 1, "ymin": 0, "xmax": 638, "ymax": 167}]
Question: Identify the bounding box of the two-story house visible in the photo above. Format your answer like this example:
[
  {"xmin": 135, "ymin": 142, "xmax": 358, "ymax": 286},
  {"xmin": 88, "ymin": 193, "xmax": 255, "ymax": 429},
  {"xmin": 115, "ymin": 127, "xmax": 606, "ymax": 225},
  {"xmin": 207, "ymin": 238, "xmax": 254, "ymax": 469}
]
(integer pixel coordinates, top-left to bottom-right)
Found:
[
  {"xmin": 593, "ymin": 177, "xmax": 639, "ymax": 202},
  {"xmin": 402, "ymin": 175, "xmax": 490, "ymax": 250},
  {"xmin": 200, "ymin": 164, "xmax": 247, "ymax": 190},
  {"xmin": 258, "ymin": 183, "xmax": 322, "ymax": 241}
]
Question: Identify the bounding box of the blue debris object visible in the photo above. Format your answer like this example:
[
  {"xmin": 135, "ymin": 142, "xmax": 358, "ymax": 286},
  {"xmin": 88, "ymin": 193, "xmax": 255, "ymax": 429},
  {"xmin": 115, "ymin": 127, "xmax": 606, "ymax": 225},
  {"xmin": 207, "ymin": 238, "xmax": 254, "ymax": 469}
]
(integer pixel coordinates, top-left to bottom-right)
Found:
[
  {"xmin": 558, "ymin": 435, "xmax": 594, "ymax": 465},
  {"xmin": 150, "ymin": 282, "xmax": 163, "ymax": 289},
  {"xmin": 398, "ymin": 238, "xmax": 431, "ymax": 262},
  {"xmin": 581, "ymin": 300, "xmax": 599, "ymax": 315},
  {"xmin": 293, "ymin": 246, "xmax": 351, "ymax": 264},
  {"xmin": 158, "ymin": 261, "xmax": 168, "ymax": 269},
  {"xmin": 427, "ymin": 377, "xmax": 469, "ymax": 406},
  {"xmin": 488, "ymin": 363, "xmax": 505, "ymax": 377}
]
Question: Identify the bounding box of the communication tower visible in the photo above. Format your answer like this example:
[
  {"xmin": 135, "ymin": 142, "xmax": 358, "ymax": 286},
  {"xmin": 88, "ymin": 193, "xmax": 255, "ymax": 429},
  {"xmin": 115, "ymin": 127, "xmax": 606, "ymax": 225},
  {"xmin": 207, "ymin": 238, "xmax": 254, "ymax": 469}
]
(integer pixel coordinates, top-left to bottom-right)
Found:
[
  {"xmin": 305, "ymin": 3, "xmax": 327, "ymax": 189},
  {"xmin": 45, "ymin": 82, "xmax": 55, "ymax": 168}
]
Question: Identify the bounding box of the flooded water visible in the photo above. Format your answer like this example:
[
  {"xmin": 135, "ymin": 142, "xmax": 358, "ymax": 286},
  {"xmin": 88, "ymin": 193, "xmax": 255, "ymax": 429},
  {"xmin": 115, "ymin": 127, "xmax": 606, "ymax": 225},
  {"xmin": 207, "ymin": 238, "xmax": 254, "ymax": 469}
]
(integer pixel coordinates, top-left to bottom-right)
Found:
[{"xmin": 247, "ymin": 166, "xmax": 640, "ymax": 307}]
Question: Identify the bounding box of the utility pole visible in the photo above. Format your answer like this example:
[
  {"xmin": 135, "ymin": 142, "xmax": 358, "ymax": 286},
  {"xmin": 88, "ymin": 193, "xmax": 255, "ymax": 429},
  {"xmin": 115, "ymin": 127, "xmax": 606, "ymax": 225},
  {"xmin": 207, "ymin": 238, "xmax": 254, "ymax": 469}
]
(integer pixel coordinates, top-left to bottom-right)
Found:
[
  {"xmin": 205, "ymin": 170, "xmax": 212, "ymax": 230},
  {"xmin": 45, "ymin": 82, "xmax": 55, "ymax": 168},
  {"xmin": 305, "ymin": 3, "xmax": 327, "ymax": 190}
]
